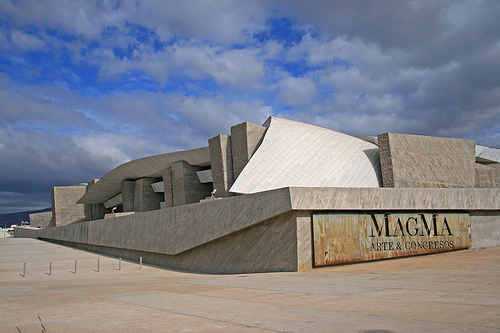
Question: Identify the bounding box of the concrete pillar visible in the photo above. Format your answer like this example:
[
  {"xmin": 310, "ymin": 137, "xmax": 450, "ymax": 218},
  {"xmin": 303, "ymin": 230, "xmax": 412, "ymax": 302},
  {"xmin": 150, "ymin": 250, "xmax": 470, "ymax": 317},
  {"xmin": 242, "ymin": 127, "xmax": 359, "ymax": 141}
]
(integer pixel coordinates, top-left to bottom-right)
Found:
[
  {"xmin": 121, "ymin": 180, "xmax": 135, "ymax": 212},
  {"xmin": 172, "ymin": 161, "xmax": 212, "ymax": 206},
  {"xmin": 84, "ymin": 179, "xmax": 107, "ymax": 221},
  {"xmin": 377, "ymin": 133, "xmax": 394, "ymax": 188},
  {"xmin": 231, "ymin": 122, "xmax": 267, "ymax": 180},
  {"xmin": 209, "ymin": 134, "xmax": 234, "ymax": 197},
  {"xmin": 134, "ymin": 178, "xmax": 164, "ymax": 212},
  {"xmin": 162, "ymin": 167, "xmax": 173, "ymax": 208},
  {"xmin": 296, "ymin": 211, "xmax": 313, "ymax": 271}
]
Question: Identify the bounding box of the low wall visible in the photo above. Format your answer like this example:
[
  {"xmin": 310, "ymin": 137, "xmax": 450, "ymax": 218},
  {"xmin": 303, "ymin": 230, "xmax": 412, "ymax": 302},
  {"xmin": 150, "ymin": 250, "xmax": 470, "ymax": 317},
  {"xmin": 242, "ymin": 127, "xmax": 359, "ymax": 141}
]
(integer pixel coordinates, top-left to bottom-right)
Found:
[
  {"xmin": 470, "ymin": 211, "xmax": 500, "ymax": 248},
  {"xmin": 13, "ymin": 227, "xmax": 40, "ymax": 238},
  {"xmin": 16, "ymin": 187, "xmax": 500, "ymax": 273}
]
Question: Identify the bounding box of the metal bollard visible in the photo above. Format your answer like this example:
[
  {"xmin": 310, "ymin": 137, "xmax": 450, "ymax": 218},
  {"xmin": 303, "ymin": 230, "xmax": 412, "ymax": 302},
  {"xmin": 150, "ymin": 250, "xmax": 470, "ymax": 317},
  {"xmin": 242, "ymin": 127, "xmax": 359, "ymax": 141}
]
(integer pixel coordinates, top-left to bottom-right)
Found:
[
  {"xmin": 139, "ymin": 257, "xmax": 142, "ymax": 269},
  {"xmin": 119, "ymin": 258, "xmax": 121, "ymax": 271},
  {"xmin": 22, "ymin": 263, "xmax": 26, "ymax": 277},
  {"xmin": 97, "ymin": 259, "xmax": 100, "ymax": 272},
  {"xmin": 74, "ymin": 260, "xmax": 77, "ymax": 274},
  {"xmin": 49, "ymin": 262, "xmax": 52, "ymax": 275}
]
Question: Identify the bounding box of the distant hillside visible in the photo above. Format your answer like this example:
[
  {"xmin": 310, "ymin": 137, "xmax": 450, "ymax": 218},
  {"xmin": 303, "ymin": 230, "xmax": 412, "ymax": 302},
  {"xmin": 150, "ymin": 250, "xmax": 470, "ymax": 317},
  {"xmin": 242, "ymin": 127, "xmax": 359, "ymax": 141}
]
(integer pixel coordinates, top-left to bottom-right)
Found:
[{"xmin": 0, "ymin": 208, "xmax": 51, "ymax": 228}]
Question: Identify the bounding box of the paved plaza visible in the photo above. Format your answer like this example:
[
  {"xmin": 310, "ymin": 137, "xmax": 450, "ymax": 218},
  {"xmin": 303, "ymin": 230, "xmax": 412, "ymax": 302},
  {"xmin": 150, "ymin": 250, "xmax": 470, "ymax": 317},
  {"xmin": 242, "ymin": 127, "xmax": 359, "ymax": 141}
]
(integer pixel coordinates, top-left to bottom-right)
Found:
[{"xmin": 1, "ymin": 238, "xmax": 499, "ymax": 332}]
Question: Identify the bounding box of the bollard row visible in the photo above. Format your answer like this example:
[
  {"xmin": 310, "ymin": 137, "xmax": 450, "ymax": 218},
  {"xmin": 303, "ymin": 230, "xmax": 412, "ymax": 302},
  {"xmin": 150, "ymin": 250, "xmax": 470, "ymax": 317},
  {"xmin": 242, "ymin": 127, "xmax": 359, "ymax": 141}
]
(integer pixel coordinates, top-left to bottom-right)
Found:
[{"xmin": 20, "ymin": 257, "xmax": 144, "ymax": 277}]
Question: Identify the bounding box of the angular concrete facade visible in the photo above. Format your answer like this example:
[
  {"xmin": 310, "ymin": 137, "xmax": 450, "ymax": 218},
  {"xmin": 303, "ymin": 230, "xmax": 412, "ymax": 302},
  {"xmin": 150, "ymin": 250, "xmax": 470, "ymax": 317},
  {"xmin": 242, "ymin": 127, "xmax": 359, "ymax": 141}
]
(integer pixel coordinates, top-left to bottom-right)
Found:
[
  {"xmin": 50, "ymin": 185, "xmax": 86, "ymax": 227},
  {"xmin": 208, "ymin": 134, "xmax": 234, "ymax": 198},
  {"xmin": 378, "ymin": 132, "xmax": 476, "ymax": 188},
  {"xmin": 230, "ymin": 122, "xmax": 267, "ymax": 180},
  {"xmin": 28, "ymin": 211, "xmax": 52, "ymax": 228},
  {"xmin": 24, "ymin": 117, "xmax": 500, "ymax": 274}
]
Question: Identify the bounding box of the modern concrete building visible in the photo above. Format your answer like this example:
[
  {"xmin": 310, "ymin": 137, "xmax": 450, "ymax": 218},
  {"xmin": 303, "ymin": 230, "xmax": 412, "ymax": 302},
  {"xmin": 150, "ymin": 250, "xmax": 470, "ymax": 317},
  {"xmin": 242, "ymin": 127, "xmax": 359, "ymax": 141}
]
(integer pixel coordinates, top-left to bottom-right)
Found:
[{"xmin": 21, "ymin": 117, "xmax": 500, "ymax": 273}]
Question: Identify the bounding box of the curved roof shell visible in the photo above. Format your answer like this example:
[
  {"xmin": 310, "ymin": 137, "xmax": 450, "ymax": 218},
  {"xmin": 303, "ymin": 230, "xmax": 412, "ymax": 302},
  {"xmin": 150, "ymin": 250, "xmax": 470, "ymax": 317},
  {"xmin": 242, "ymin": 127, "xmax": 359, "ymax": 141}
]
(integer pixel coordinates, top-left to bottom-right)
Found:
[
  {"xmin": 78, "ymin": 147, "xmax": 210, "ymax": 204},
  {"xmin": 230, "ymin": 117, "xmax": 382, "ymax": 194}
]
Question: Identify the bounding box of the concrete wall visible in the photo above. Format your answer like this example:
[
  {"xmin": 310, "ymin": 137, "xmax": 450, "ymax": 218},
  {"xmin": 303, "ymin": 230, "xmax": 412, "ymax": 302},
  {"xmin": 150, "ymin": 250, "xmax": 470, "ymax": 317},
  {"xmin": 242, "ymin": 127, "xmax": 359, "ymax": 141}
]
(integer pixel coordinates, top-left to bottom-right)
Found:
[
  {"xmin": 14, "ymin": 227, "xmax": 40, "ymax": 238},
  {"xmin": 231, "ymin": 122, "xmax": 267, "ymax": 180},
  {"xmin": 378, "ymin": 133, "xmax": 476, "ymax": 188},
  {"xmin": 47, "ymin": 212, "xmax": 301, "ymax": 274},
  {"xmin": 171, "ymin": 161, "xmax": 212, "ymax": 206},
  {"xmin": 162, "ymin": 167, "xmax": 174, "ymax": 208},
  {"xmin": 470, "ymin": 211, "xmax": 500, "ymax": 248},
  {"xmin": 19, "ymin": 187, "xmax": 500, "ymax": 274},
  {"xmin": 475, "ymin": 163, "xmax": 500, "ymax": 188},
  {"xmin": 50, "ymin": 185, "xmax": 86, "ymax": 227},
  {"xmin": 84, "ymin": 179, "xmax": 107, "ymax": 221},
  {"xmin": 29, "ymin": 211, "xmax": 52, "ymax": 228},
  {"xmin": 209, "ymin": 134, "xmax": 234, "ymax": 197},
  {"xmin": 134, "ymin": 178, "xmax": 163, "ymax": 212},
  {"xmin": 121, "ymin": 180, "xmax": 135, "ymax": 212}
]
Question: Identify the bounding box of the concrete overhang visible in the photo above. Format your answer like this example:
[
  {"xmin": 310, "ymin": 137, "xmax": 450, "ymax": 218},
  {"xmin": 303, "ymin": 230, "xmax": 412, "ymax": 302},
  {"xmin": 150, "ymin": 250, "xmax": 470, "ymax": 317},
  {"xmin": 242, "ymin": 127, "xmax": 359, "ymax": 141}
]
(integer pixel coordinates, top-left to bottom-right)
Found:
[{"xmin": 78, "ymin": 146, "xmax": 211, "ymax": 204}]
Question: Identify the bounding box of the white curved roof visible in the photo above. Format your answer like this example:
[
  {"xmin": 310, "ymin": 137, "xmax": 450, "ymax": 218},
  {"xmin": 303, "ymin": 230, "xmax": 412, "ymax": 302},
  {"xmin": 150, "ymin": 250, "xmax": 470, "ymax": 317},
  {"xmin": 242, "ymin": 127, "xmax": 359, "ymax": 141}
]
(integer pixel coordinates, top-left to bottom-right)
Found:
[{"xmin": 230, "ymin": 117, "xmax": 382, "ymax": 194}]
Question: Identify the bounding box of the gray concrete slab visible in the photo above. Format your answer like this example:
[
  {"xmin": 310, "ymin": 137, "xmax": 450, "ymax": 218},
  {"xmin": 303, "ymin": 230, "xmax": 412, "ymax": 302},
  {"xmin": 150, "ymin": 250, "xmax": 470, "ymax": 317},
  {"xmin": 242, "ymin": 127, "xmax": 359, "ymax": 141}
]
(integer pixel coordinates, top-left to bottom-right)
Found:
[{"xmin": 1, "ymin": 238, "xmax": 499, "ymax": 332}]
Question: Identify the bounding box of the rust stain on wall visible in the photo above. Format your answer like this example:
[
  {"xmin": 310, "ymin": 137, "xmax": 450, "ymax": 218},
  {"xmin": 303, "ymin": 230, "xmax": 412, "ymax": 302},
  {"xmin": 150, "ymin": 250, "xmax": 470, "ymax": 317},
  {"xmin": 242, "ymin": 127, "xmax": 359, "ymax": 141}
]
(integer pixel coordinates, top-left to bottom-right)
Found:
[{"xmin": 313, "ymin": 212, "xmax": 471, "ymax": 267}]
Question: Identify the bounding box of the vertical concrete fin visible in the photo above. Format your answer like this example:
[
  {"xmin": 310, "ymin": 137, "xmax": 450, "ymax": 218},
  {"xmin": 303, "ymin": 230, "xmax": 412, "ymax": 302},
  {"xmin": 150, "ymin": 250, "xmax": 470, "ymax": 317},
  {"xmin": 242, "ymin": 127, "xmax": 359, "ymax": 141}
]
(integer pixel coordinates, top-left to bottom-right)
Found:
[
  {"xmin": 231, "ymin": 122, "xmax": 267, "ymax": 180},
  {"xmin": 378, "ymin": 133, "xmax": 394, "ymax": 188},
  {"xmin": 134, "ymin": 178, "xmax": 163, "ymax": 212},
  {"xmin": 162, "ymin": 167, "xmax": 173, "ymax": 208},
  {"xmin": 172, "ymin": 161, "xmax": 213, "ymax": 206},
  {"xmin": 84, "ymin": 179, "xmax": 106, "ymax": 221},
  {"xmin": 121, "ymin": 180, "xmax": 135, "ymax": 212},
  {"xmin": 209, "ymin": 134, "xmax": 234, "ymax": 197}
]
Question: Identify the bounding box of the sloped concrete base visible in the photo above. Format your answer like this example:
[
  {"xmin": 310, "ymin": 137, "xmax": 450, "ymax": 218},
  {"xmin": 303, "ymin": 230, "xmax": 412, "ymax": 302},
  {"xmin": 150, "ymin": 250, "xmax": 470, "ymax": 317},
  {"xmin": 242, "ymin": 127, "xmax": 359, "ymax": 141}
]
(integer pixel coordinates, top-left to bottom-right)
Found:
[{"xmin": 16, "ymin": 187, "xmax": 500, "ymax": 274}]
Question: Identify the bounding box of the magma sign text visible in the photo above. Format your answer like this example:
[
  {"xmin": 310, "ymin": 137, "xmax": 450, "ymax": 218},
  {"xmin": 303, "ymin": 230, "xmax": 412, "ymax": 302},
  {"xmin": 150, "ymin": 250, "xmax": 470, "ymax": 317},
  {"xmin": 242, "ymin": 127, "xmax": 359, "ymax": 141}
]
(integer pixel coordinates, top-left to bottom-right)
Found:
[{"xmin": 313, "ymin": 212, "xmax": 471, "ymax": 266}]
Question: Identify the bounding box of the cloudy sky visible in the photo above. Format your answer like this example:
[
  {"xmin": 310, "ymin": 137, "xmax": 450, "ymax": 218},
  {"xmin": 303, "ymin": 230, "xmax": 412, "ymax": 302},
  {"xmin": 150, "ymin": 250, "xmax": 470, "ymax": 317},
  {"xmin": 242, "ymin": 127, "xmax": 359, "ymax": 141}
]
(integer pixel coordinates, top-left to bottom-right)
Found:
[{"xmin": 1, "ymin": 0, "xmax": 499, "ymax": 213}]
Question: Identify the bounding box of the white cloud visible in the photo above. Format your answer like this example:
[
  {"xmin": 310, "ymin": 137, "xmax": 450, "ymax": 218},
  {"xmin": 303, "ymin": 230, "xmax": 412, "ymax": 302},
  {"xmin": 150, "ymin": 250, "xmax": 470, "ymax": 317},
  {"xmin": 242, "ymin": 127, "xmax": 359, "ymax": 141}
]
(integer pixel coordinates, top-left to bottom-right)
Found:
[
  {"xmin": 276, "ymin": 76, "xmax": 316, "ymax": 106},
  {"xmin": 10, "ymin": 30, "xmax": 45, "ymax": 50},
  {"xmin": 164, "ymin": 93, "xmax": 271, "ymax": 138}
]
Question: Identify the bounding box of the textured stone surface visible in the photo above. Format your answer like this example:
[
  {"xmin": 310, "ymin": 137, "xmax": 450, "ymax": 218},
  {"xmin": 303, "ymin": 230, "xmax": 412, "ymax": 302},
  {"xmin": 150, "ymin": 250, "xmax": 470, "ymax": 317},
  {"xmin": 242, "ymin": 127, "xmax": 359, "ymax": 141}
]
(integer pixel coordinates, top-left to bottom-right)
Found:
[
  {"xmin": 470, "ymin": 211, "xmax": 500, "ymax": 248},
  {"xmin": 51, "ymin": 185, "xmax": 86, "ymax": 227},
  {"xmin": 230, "ymin": 121, "xmax": 267, "ymax": 180},
  {"xmin": 296, "ymin": 211, "xmax": 313, "ymax": 271},
  {"xmin": 84, "ymin": 179, "xmax": 107, "ymax": 221},
  {"xmin": 134, "ymin": 178, "xmax": 163, "ymax": 212},
  {"xmin": 209, "ymin": 134, "xmax": 234, "ymax": 197},
  {"xmin": 36, "ymin": 212, "xmax": 301, "ymax": 274},
  {"xmin": 162, "ymin": 167, "xmax": 173, "ymax": 208},
  {"xmin": 475, "ymin": 163, "xmax": 500, "ymax": 188},
  {"xmin": 121, "ymin": 180, "xmax": 135, "ymax": 212},
  {"xmin": 288, "ymin": 187, "xmax": 500, "ymax": 211},
  {"xmin": 171, "ymin": 161, "xmax": 212, "ymax": 206},
  {"xmin": 36, "ymin": 188, "xmax": 290, "ymax": 254},
  {"xmin": 29, "ymin": 211, "xmax": 52, "ymax": 228},
  {"xmin": 13, "ymin": 226, "xmax": 40, "ymax": 238},
  {"xmin": 378, "ymin": 132, "xmax": 476, "ymax": 188}
]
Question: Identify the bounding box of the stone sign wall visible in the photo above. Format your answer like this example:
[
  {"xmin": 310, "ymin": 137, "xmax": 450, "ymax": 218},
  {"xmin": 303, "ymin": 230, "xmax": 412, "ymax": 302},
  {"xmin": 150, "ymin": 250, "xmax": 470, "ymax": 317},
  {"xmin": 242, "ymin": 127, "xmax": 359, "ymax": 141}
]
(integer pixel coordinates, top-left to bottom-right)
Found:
[{"xmin": 313, "ymin": 212, "xmax": 471, "ymax": 266}]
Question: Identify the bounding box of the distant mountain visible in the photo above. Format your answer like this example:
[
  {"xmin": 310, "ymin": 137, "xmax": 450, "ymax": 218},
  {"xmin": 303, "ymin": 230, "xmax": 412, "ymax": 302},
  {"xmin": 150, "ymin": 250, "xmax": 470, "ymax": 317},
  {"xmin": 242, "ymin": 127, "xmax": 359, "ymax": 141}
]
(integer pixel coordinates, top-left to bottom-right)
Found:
[{"xmin": 0, "ymin": 208, "xmax": 51, "ymax": 228}]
